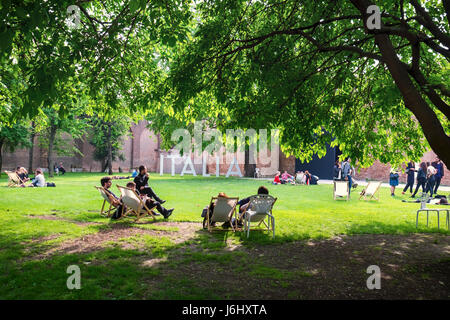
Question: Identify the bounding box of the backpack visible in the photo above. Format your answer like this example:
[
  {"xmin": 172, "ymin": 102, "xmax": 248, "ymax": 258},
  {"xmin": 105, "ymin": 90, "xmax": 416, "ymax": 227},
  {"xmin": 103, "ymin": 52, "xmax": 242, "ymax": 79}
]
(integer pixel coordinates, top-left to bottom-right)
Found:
[{"xmin": 46, "ymin": 182, "xmax": 56, "ymax": 187}]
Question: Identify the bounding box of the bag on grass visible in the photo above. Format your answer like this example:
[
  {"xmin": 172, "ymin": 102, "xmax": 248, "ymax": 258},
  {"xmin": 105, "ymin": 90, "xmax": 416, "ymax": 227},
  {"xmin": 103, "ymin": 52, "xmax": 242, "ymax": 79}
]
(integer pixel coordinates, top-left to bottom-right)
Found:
[{"xmin": 46, "ymin": 182, "xmax": 56, "ymax": 187}]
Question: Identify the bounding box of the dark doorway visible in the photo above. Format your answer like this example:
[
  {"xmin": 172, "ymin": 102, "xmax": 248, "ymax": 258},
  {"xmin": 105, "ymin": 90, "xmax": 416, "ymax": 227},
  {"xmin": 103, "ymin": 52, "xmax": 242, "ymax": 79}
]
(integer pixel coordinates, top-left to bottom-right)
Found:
[{"xmin": 295, "ymin": 144, "xmax": 336, "ymax": 180}]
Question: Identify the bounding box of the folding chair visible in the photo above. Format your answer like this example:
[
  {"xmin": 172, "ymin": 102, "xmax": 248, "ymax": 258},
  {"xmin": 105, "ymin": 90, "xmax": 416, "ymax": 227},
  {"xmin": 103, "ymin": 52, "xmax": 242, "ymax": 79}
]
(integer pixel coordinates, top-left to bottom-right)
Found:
[
  {"xmin": 5, "ymin": 171, "xmax": 24, "ymax": 187},
  {"xmin": 416, "ymin": 193, "xmax": 450, "ymax": 230},
  {"xmin": 206, "ymin": 196, "xmax": 239, "ymax": 232},
  {"xmin": 242, "ymin": 194, "xmax": 277, "ymax": 239},
  {"xmin": 94, "ymin": 186, "xmax": 115, "ymax": 217},
  {"xmin": 359, "ymin": 181, "xmax": 382, "ymax": 201},
  {"xmin": 116, "ymin": 185, "xmax": 157, "ymax": 222},
  {"xmin": 333, "ymin": 180, "xmax": 349, "ymax": 200}
]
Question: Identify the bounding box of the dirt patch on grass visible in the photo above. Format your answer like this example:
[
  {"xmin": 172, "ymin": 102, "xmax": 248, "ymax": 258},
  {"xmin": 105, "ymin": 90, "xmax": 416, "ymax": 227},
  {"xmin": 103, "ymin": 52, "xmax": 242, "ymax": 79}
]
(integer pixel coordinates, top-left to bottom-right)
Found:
[
  {"xmin": 149, "ymin": 233, "xmax": 450, "ymax": 299},
  {"xmin": 28, "ymin": 221, "xmax": 199, "ymax": 259},
  {"xmin": 27, "ymin": 215, "xmax": 101, "ymax": 226}
]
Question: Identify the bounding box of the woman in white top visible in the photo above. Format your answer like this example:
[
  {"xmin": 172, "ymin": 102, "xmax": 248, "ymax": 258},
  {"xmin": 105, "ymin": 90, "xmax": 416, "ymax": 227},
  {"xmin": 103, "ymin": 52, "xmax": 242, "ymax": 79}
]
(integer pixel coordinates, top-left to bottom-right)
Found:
[{"xmin": 425, "ymin": 162, "xmax": 437, "ymax": 197}]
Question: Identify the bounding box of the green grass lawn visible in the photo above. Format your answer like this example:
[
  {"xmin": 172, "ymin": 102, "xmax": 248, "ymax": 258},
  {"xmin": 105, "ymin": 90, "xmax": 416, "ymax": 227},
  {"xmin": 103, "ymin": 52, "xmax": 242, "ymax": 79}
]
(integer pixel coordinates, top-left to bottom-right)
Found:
[{"xmin": 0, "ymin": 173, "xmax": 448, "ymax": 299}]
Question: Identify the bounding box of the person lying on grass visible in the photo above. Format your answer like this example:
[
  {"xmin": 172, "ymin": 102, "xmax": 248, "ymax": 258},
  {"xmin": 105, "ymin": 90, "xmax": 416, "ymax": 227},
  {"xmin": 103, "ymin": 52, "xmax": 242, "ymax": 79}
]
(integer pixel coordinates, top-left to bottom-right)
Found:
[
  {"xmin": 100, "ymin": 177, "xmax": 126, "ymax": 220},
  {"xmin": 126, "ymin": 181, "xmax": 174, "ymax": 219}
]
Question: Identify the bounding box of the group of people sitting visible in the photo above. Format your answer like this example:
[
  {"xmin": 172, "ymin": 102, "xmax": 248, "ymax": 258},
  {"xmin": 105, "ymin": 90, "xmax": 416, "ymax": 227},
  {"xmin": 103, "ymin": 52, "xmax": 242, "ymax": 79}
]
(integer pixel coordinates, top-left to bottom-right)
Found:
[
  {"xmin": 14, "ymin": 167, "xmax": 52, "ymax": 187},
  {"xmin": 202, "ymin": 185, "xmax": 270, "ymax": 229},
  {"xmin": 273, "ymin": 170, "xmax": 319, "ymax": 185},
  {"xmin": 53, "ymin": 162, "xmax": 66, "ymax": 175},
  {"xmin": 100, "ymin": 165, "xmax": 174, "ymax": 220}
]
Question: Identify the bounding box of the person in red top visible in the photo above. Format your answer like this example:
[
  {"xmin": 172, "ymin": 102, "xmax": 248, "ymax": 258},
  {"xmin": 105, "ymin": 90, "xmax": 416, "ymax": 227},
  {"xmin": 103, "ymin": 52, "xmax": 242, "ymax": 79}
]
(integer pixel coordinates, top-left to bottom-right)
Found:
[{"xmin": 273, "ymin": 171, "xmax": 282, "ymax": 184}]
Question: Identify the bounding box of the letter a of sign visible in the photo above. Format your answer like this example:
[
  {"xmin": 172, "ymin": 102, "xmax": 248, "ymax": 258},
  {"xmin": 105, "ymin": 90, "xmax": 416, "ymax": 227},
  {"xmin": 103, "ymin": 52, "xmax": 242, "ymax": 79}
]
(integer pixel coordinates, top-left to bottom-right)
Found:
[
  {"xmin": 366, "ymin": 5, "xmax": 381, "ymax": 30},
  {"xmin": 67, "ymin": 265, "xmax": 81, "ymax": 289},
  {"xmin": 366, "ymin": 265, "xmax": 381, "ymax": 289}
]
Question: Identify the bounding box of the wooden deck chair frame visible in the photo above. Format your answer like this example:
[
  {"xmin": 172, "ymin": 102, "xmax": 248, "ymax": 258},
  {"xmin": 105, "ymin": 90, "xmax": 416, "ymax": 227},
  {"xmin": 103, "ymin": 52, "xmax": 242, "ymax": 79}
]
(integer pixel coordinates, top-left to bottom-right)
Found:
[
  {"xmin": 359, "ymin": 181, "xmax": 382, "ymax": 201},
  {"xmin": 94, "ymin": 186, "xmax": 115, "ymax": 217},
  {"xmin": 116, "ymin": 185, "xmax": 157, "ymax": 222},
  {"xmin": 333, "ymin": 180, "xmax": 349, "ymax": 200},
  {"xmin": 241, "ymin": 195, "xmax": 277, "ymax": 239},
  {"xmin": 5, "ymin": 170, "xmax": 24, "ymax": 187},
  {"xmin": 206, "ymin": 196, "xmax": 239, "ymax": 232}
]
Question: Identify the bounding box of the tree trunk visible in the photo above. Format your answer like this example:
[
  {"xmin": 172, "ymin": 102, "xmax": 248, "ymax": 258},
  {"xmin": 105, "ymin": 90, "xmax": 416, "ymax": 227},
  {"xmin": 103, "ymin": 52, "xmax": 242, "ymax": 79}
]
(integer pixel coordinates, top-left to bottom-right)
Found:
[
  {"xmin": 107, "ymin": 122, "xmax": 113, "ymax": 175},
  {"xmin": 47, "ymin": 125, "xmax": 57, "ymax": 178},
  {"xmin": 351, "ymin": 0, "xmax": 450, "ymax": 169},
  {"xmin": 0, "ymin": 139, "xmax": 4, "ymax": 176},
  {"xmin": 101, "ymin": 159, "xmax": 107, "ymax": 173},
  {"xmin": 28, "ymin": 121, "xmax": 35, "ymax": 173}
]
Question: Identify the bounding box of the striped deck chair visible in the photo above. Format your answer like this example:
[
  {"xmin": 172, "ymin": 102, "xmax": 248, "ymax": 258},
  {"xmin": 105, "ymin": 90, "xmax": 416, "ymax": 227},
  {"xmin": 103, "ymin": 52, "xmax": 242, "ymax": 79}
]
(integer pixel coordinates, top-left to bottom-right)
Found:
[
  {"xmin": 5, "ymin": 171, "xmax": 24, "ymax": 187},
  {"xmin": 359, "ymin": 181, "xmax": 382, "ymax": 201},
  {"xmin": 206, "ymin": 196, "xmax": 239, "ymax": 232},
  {"xmin": 94, "ymin": 186, "xmax": 115, "ymax": 217},
  {"xmin": 116, "ymin": 185, "xmax": 157, "ymax": 222},
  {"xmin": 242, "ymin": 194, "xmax": 277, "ymax": 239},
  {"xmin": 333, "ymin": 180, "xmax": 349, "ymax": 200}
]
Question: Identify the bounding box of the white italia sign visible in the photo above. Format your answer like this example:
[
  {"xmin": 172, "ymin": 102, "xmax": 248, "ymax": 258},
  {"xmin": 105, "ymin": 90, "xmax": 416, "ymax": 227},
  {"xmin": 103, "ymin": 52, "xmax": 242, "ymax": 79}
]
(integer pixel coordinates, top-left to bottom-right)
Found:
[{"xmin": 159, "ymin": 154, "xmax": 243, "ymax": 178}]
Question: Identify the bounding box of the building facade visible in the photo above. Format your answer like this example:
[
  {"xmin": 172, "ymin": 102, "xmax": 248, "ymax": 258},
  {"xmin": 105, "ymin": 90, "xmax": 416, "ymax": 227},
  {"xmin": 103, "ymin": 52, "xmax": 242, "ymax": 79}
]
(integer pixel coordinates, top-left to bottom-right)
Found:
[{"xmin": 2, "ymin": 120, "xmax": 449, "ymax": 186}]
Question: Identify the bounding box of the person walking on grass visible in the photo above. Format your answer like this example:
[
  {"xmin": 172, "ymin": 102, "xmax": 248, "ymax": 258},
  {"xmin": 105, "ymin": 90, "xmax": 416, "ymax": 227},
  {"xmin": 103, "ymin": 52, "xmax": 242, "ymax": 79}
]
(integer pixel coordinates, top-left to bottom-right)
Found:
[
  {"xmin": 342, "ymin": 158, "xmax": 353, "ymax": 193},
  {"xmin": 402, "ymin": 161, "xmax": 415, "ymax": 195},
  {"xmin": 425, "ymin": 162, "xmax": 437, "ymax": 197},
  {"xmin": 389, "ymin": 168, "xmax": 399, "ymax": 197},
  {"xmin": 433, "ymin": 158, "xmax": 444, "ymax": 195},
  {"xmin": 411, "ymin": 162, "xmax": 427, "ymax": 198}
]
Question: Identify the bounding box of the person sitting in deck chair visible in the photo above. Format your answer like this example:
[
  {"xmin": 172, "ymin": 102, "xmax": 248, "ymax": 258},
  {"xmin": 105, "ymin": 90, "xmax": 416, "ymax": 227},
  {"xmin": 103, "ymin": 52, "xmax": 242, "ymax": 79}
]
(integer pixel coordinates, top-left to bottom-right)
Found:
[
  {"xmin": 126, "ymin": 182, "xmax": 174, "ymax": 219},
  {"xmin": 234, "ymin": 186, "xmax": 270, "ymax": 226},
  {"xmin": 18, "ymin": 167, "xmax": 30, "ymax": 183},
  {"xmin": 134, "ymin": 165, "xmax": 166, "ymax": 204},
  {"xmin": 201, "ymin": 192, "xmax": 233, "ymax": 229},
  {"xmin": 100, "ymin": 177, "xmax": 126, "ymax": 220}
]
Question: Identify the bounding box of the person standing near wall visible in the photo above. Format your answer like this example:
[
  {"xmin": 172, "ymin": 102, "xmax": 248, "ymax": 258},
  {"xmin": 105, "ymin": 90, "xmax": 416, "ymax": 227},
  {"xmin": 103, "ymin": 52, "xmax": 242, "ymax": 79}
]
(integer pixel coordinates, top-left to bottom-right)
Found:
[
  {"xmin": 341, "ymin": 158, "xmax": 352, "ymax": 193},
  {"xmin": 411, "ymin": 162, "xmax": 427, "ymax": 198},
  {"xmin": 389, "ymin": 168, "xmax": 399, "ymax": 197},
  {"xmin": 333, "ymin": 160, "xmax": 341, "ymax": 180},
  {"xmin": 426, "ymin": 162, "xmax": 437, "ymax": 197},
  {"xmin": 402, "ymin": 161, "xmax": 415, "ymax": 195}
]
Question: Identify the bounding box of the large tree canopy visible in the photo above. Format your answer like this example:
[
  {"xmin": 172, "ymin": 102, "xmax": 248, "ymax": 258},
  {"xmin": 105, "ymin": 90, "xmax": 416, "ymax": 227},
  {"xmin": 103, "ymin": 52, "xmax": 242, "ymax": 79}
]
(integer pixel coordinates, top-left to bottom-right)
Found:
[
  {"xmin": 165, "ymin": 0, "xmax": 449, "ymax": 168},
  {"xmin": 1, "ymin": 1, "xmax": 448, "ymax": 169}
]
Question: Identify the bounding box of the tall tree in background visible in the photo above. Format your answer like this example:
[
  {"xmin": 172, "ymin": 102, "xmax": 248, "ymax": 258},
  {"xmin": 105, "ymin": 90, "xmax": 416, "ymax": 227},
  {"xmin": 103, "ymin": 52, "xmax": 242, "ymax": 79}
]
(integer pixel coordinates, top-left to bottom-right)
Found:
[
  {"xmin": 40, "ymin": 105, "xmax": 87, "ymax": 177},
  {"xmin": 89, "ymin": 112, "xmax": 132, "ymax": 174},
  {"xmin": 167, "ymin": 0, "xmax": 449, "ymax": 168},
  {"xmin": 0, "ymin": 119, "xmax": 31, "ymax": 174}
]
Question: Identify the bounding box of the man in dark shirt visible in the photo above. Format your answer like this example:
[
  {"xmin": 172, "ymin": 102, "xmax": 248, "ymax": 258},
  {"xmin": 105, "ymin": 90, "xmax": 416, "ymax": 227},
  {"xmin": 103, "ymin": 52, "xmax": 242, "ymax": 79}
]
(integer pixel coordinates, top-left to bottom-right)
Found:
[
  {"xmin": 133, "ymin": 165, "xmax": 166, "ymax": 204},
  {"xmin": 126, "ymin": 182, "xmax": 174, "ymax": 219},
  {"xmin": 101, "ymin": 177, "xmax": 125, "ymax": 220},
  {"xmin": 433, "ymin": 158, "xmax": 444, "ymax": 194}
]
